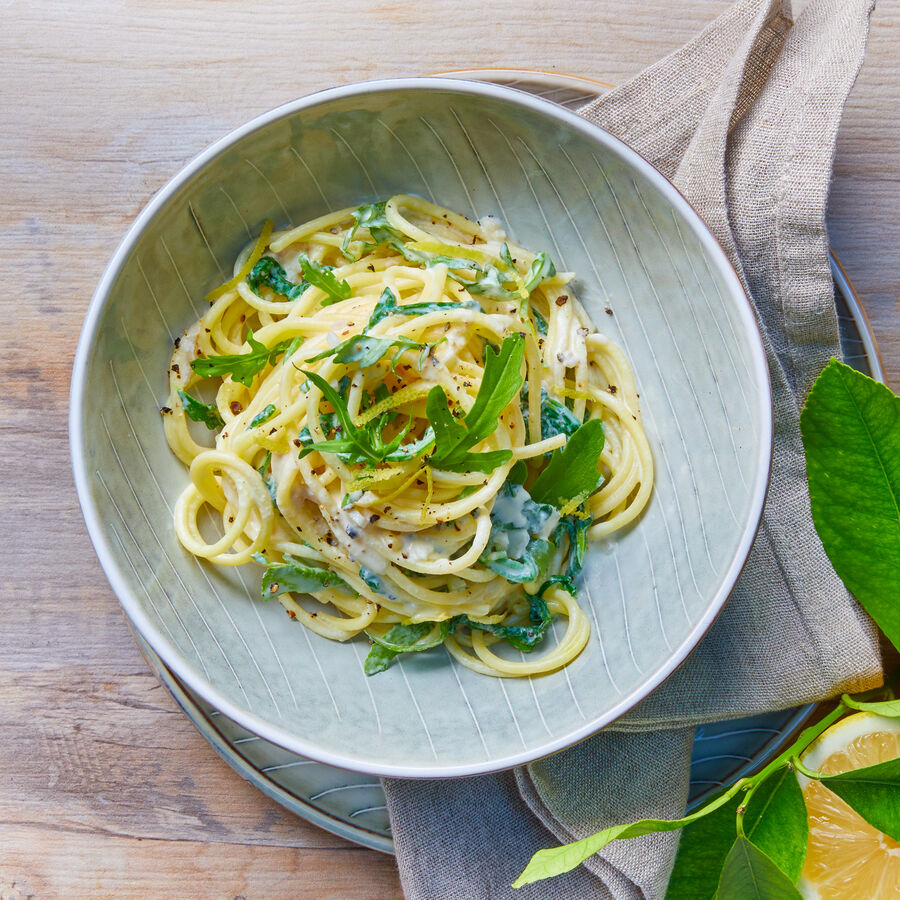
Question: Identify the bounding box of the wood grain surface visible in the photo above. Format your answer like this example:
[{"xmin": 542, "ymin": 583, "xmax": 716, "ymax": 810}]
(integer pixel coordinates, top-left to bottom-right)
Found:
[{"xmin": 1, "ymin": 1, "xmax": 896, "ymax": 897}]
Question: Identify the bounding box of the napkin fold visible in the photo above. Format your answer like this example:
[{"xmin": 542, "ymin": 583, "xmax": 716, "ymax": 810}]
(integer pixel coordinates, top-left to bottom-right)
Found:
[{"xmin": 384, "ymin": 1, "xmax": 883, "ymax": 896}]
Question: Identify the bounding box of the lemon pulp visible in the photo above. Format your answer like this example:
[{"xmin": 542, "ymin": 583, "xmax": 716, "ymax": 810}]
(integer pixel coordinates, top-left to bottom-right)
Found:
[{"xmin": 799, "ymin": 712, "xmax": 900, "ymax": 899}]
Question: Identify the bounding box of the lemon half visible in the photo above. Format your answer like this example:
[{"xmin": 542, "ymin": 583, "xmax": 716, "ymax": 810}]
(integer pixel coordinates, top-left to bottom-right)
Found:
[{"xmin": 797, "ymin": 711, "xmax": 900, "ymax": 899}]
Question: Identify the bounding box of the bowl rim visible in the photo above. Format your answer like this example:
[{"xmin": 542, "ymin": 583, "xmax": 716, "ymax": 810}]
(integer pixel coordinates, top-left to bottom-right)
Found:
[{"xmin": 69, "ymin": 76, "xmax": 773, "ymax": 778}]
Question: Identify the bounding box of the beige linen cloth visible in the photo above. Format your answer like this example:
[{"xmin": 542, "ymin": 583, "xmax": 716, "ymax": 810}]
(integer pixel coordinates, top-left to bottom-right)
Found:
[{"xmin": 383, "ymin": 1, "xmax": 883, "ymax": 896}]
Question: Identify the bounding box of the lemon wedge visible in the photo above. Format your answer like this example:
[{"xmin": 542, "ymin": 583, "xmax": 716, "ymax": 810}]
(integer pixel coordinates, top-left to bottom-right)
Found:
[{"xmin": 797, "ymin": 711, "xmax": 900, "ymax": 899}]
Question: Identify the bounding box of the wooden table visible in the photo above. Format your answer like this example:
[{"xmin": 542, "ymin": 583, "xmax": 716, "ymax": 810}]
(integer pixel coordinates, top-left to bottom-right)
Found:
[{"xmin": 2, "ymin": 2, "xmax": 896, "ymax": 896}]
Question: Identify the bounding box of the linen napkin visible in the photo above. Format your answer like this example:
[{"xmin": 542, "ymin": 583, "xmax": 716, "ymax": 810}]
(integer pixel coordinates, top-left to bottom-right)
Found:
[{"xmin": 384, "ymin": 1, "xmax": 883, "ymax": 896}]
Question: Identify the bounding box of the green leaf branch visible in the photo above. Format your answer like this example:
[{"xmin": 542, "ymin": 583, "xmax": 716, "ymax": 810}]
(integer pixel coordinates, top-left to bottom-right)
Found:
[{"xmin": 514, "ymin": 360, "xmax": 900, "ymax": 895}]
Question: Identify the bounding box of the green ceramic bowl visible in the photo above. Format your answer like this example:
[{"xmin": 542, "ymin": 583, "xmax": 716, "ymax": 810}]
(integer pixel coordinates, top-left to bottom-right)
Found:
[{"xmin": 70, "ymin": 78, "xmax": 771, "ymax": 777}]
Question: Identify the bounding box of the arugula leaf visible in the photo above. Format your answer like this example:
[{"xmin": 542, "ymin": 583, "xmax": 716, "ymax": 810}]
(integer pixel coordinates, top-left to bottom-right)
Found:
[
  {"xmin": 426, "ymin": 386, "xmax": 513, "ymax": 474},
  {"xmin": 551, "ymin": 514, "xmax": 591, "ymax": 579},
  {"xmin": 359, "ymin": 565, "xmax": 388, "ymax": 595},
  {"xmin": 363, "ymin": 621, "xmax": 452, "ymax": 675},
  {"xmin": 384, "ymin": 427, "xmax": 434, "ymax": 461},
  {"xmin": 177, "ymin": 389, "xmax": 224, "ymax": 430},
  {"xmin": 364, "ymin": 643, "xmax": 401, "ymax": 675},
  {"xmin": 256, "ymin": 451, "xmax": 278, "ymax": 508},
  {"xmin": 299, "ymin": 370, "xmax": 381, "ymax": 466},
  {"xmin": 800, "ymin": 359, "xmax": 900, "ymax": 649},
  {"xmin": 306, "ymin": 333, "xmax": 426, "ymax": 370},
  {"xmin": 508, "ymin": 459, "xmax": 528, "ymax": 484},
  {"xmin": 463, "ymin": 264, "xmax": 522, "ymax": 301},
  {"xmin": 462, "ymin": 592, "xmax": 552, "ymax": 652},
  {"xmin": 530, "ymin": 418, "xmax": 605, "ymax": 509},
  {"xmin": 297, "ymin": 369, "xmax": 427, "ymax": 468},
  {"xmin": 713, "ymin": 838, "xmax": 802, "ymax": 900},
  {"xmin": 479, "ymin": 482, "xmax": 557, "ymax": 584},
  {"xmin": 366, "ymin": 619, "xmax": 451, "ymax": 653},
  {"xmin": 367, "ymin": 287, "xmax": 480, "ymax": 330},
  {"xmin": 427, "ymin": 334, "xmax": 525, "ymax": 473},
  {"xmin": 191, "ymin": 331, "xmax": 299, "ymax": 387},
  {"xmin": 522, "ymin": 252, "xmax": 556, "ymax": 293},
  {"xmin": 297, "ymin": 253, "xmax": 351, "ymax": 305},
  {"xmin": 532, "ymin": 308, "xmax": 548, "ymax": 335},
  {"xmin": 522, "ymin": 386, "xmax": 583, "ymax": 441},
  {"xmin": 811, "ymin": 756, "xmax": 900, "ymax": 841},
  {"xmin": 343, "ymin": 201, "xmax": 404, "ymax": 255},
  {"xmin": 252, "ymin": 552, "xmax": 348, "ymax": 599},
  {"xmin": 249, "ymin": 404, "xmax": 277, "ymax": 428},
  {"xmin": 247, "ymin": 256, "xmax": 306, "ymax": 300}
]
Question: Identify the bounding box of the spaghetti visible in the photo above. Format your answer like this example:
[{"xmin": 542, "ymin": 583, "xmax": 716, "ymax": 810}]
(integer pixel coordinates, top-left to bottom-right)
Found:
[{"xmin": 162, "ymin": 195, "xmax": 653, "ymax": 677}]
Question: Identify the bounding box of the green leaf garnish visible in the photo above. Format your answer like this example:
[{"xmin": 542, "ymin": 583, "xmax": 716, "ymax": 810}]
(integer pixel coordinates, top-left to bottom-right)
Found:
[
  {"xmin": 462, "ymin": 264, "xmax": 522, "ymax": 301},
  {"xmin": 306, "ymin": 333, "xmax": 427, "ymax": 371},
  {"xmin": 247, "ymin": 257, "xmax": 306, "ymax": 300},
  {"xmin": 461, "ymin": 579, "xmax": 572, "ymax": 652},
  {"xmin": 255, "ymin": 451, "xmax": 278, "ymax": 508},
  {"xmin": 366, "ymin": 287, "xmax": 480, "ymax": 330},
  {"xmin": 253, "ymin": 552, "xmax": 348, "ymax": 599},
  {"xmin": 522, "ymin": 252, "xmax": 556, "ymax": 294},
  {"xmin": 522, "ymin": 386, "xmax": 583, "ymax": 442},
  {"xmin": 297, "ymin": 253, "xmax": 351, "ymax": 305},
  {"xmin": 529, "ymin": 418, "xmax": 605, "ymax": 509},
  {"xmin": 248, "ymin": 404, "xmax": 277, "ymax": 428},
  {"xmin": 343, "ymin": 201, "xmax": 404, "ymax": 257},
  {"xmin": 427, "ymin": 334, "xmax": 525, "ymax": 474},
  {"xmin": 298, "ymin": 370, "xmax": 426, "ymax": 468},
  {"xmin": 800, "ymin": 359, "xmax": 900, "ymax": 649},
  {"xmin": 551, "ymin": 514, "xmax": 591, "ymax": 579},
  {"xmin": 299, "ymin": 371, "xmax": 381, "ymax": 467},
  {"xmin": 177, "ymin": 389, "xmax": 224, "ymax": 430},
  {"xmin": 363, "ymin": 621, "xmax": 452, "ymax": 675},
  {"xmin": 358, "ymin": 565, "xmax": 393, "ymax": 597},
  {"xmin": 191, "ymin": 332, "xmax": 300, "ymax": 387}
]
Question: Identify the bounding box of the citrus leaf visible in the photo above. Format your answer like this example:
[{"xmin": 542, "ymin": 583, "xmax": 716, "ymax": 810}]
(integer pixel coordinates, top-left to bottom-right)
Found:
[
  {"xmin": 800, "ymin": 360, "xmax": 900, "ymax": 649},
  {"xmin": 666, "ymin": 767, "xmax": 808, "ymax": 899},
  {"xmin": 743, "ymin": 767, "xmax": 808, "ymax": 882},
  {"xmin": 665, "ymin": 793, "xmax": 738, "ymax": 899},
  {"xmin": 513, "ymin": 782, "xmax": 745, "ymax": 888},
  {"xmin": 713, "ymin": 838, "xmax": 802, "ymax": 899},
  {"xmin": 819, "ymin": 756, "xmax": 900, "ymax": 841},
  {"xmin": 841, "ymin": 696, "xmax": 900, "ymax": 718}
]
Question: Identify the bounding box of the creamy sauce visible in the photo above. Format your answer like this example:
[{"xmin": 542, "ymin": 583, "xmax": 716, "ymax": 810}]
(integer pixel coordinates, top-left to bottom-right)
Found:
[
  {"xmin": 170, "ymin": 322, "xmax": 203, "ymax": 389},
  {"xmin": 489, "ymin": 484, "xmax": 560, "ymax": 558}
]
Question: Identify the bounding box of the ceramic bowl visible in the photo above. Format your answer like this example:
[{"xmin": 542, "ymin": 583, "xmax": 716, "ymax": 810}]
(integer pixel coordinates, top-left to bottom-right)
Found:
[{"xmin": 70, "ymin": 78, "xmax": 771, "ymax": 777}]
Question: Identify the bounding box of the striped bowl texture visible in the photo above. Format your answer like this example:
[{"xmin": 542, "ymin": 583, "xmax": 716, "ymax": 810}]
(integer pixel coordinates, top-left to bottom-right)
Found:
[{"xmin": 70, "ymin": 78, "xmax": 771, "ymax": 777}]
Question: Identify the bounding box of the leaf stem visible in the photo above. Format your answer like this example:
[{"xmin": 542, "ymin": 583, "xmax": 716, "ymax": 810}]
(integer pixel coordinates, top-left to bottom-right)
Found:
[
  {"xmin": 790, "ymin": 756, "xmax": 824, "ymax": 780},
  {"xmin": 746, "ymin": 702, "xmax": 848, "ymax": 789}
]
